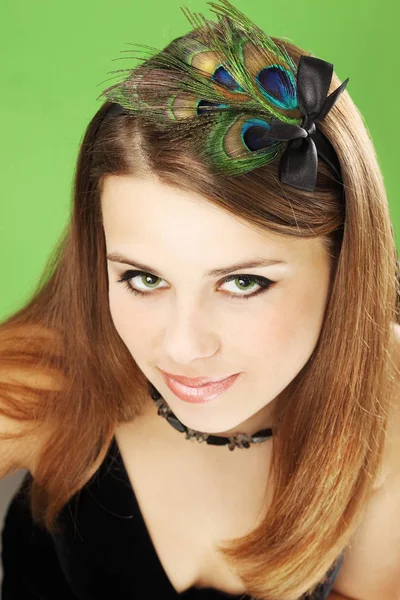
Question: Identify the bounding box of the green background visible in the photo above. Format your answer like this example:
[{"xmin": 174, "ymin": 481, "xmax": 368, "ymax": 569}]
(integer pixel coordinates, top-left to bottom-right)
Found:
[{"xmin": 1, "ymin": 0, "xmax": 398, "ymax": 320}]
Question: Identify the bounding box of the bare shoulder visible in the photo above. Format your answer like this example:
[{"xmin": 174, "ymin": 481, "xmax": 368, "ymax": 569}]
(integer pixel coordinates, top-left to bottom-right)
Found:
[
  {"xmin": 332, "ymin": 322, "xmax": 400, "ymax": 599},
  {"xmin": 333, "ymin": 446, "xmax": 400, "ymax": 598}
]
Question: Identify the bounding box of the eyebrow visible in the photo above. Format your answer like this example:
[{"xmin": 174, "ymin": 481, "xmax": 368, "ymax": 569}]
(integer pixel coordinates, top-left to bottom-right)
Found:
[{"xmin": 106, "ymin": 252, "xmax": 287, "ymax": 278}]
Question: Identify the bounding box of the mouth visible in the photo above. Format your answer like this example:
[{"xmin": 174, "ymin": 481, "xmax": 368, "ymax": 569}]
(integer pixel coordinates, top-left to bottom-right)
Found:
[
  {"xmin": 160, "ymin": 370, "xmax": 241, "ymax": 404},
  {"xmin": 159, "ymin": 370, "xmax": 238, "ymax": 388}
]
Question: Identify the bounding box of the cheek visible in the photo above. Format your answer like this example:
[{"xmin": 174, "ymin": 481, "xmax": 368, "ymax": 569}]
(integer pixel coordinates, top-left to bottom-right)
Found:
[
  {"xmin": 108, "ymin": 285, "xmax": 152, "ymax": 355},
  {"xmin": 237, "ymin": 274, "xmax": 330, "ymax": 376}
]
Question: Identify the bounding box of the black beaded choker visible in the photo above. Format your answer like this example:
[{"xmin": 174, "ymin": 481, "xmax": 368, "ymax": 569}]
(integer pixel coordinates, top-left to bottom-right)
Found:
[{"xmin": 147, "ymin": 382, "xmax": 273, "ymax": 451}]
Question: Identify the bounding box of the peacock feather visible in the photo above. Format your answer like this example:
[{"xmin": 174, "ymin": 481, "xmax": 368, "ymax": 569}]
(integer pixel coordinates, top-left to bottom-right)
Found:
[{"xmin": 98, "ymin": 0, "xmax": 315, "ymax": 177}]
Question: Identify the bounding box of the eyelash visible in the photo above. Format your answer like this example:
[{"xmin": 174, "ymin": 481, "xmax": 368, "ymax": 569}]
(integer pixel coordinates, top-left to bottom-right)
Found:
[{"xmin": 115, "ymin": 270, "xmax": 276, "ymax": 301}]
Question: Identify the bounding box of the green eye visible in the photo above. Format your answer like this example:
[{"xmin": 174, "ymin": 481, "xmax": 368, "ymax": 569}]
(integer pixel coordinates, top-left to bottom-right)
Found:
[{"xmin": 116, "ymin": 270, "xmax": 276, "ymax": 301}]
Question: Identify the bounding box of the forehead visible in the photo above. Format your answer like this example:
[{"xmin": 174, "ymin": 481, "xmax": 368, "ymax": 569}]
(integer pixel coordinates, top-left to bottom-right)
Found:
[{"xmin": 100, "ymin": 175, "xmax": 325, "ymax": 262}]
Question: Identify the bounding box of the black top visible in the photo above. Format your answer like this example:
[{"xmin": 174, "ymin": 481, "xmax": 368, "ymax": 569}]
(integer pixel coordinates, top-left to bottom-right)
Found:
[{"xmin": 1, "ymin": 435, "xmax": 343, "ymax": 599}]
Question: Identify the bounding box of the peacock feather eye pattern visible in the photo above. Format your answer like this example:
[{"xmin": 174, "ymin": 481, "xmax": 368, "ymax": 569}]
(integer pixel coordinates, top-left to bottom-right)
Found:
[{"xmin": 99, "ymin": 0, "xmax": 307, "ymax": 177}]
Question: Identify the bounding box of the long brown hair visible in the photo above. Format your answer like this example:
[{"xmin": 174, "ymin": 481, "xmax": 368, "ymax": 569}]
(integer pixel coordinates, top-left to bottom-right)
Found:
[{"xmin": 1, "ymin": 25, "xmax": 399, "ymax": 600}]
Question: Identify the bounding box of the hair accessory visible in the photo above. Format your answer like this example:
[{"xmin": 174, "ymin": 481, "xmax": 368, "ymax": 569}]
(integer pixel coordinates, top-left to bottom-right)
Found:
[
  {"xmin": 147, "ymin": 381, "xmax": 273, "ymax": 451},
  {"xmin": 98, "ymin": 0, "xmax": 349, "ymax": 192}
]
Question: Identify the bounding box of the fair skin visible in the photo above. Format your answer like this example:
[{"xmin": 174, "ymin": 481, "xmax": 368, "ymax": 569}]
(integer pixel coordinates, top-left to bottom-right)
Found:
[
  {"xmin": 102, "ymin": 174, "xmax": 333, "ymax": 442},
  {"xmin": 0, "ymin": 177, "xmax": 398, "ymax": 597},
  {"xmin": 100, "ymin": 173, "xmax": 336, "ymax": 594},
  {"xmin": 100, "ymin": 174, "xmax": 400, "ymax": 598}
]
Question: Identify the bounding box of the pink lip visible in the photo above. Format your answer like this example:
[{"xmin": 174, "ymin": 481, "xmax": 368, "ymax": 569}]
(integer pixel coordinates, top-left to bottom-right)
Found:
[
  {"xmin": 161, "ymin": 371, "xmax": 241, "ymax": 404},
  {"xmin": 160, "ymin": 370, "xmax": 237, "ymax": 388}
]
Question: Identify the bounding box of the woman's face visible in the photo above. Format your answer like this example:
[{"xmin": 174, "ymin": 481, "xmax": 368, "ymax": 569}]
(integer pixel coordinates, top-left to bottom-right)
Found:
[{"xmin": 102, "ymin": 175, "xmax": 333, "ymax": 437}]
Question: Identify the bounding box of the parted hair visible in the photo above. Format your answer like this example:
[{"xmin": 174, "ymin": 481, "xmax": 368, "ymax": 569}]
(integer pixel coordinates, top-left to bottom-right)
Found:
[{"xmin": 0, "ymin": 22, "xmax": 399, "ymax": 600}]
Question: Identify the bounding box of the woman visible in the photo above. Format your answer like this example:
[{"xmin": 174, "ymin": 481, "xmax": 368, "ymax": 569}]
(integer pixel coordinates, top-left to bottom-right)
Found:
[{"xmin": 0, "ymin": 1, "xmax": 399, "ymax": 599}]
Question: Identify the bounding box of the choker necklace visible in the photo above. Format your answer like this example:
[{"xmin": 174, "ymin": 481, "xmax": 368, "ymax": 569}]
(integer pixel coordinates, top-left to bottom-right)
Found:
[{"xmin": 147, "ymin": 382, "xmax": 273, "ymax": 451}]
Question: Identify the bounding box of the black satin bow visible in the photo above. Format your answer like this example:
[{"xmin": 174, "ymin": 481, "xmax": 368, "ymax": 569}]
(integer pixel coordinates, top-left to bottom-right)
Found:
[
  {"xmin": 102, "ymin": 57, "xmax": 348, "ymax": 193},
  {"xmin": 264, "ymin": 55, "xmax": 349, "ymax": 192}
]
